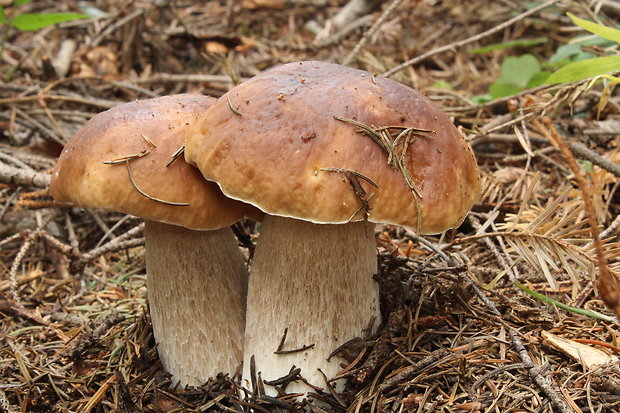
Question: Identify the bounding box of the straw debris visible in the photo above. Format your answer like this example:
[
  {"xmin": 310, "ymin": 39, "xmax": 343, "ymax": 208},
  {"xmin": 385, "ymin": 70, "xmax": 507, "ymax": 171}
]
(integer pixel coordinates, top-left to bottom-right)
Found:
[{"xmin": 1, "ymin": 0, "xmax": 620, "ymax": 411}]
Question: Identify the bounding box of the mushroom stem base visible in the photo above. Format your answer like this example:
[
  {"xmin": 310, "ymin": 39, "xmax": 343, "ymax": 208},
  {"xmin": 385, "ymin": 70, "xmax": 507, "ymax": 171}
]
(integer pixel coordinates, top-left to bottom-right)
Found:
[
  {"xmin": 243, "ymin": 216, "xmax": 379, "ymax": 395},
  {"xmin": 145, "ymin": 221, "xmax": 248, "ymax": 386}
]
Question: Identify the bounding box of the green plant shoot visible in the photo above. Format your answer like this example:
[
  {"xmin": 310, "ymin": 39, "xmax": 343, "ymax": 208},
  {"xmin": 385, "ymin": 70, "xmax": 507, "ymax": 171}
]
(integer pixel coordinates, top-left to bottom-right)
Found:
[
  {"xmin": 546, "ymin": 13, "xmax": 620, "ymax": 84},
  {"xmin": 0, "ymin": 0, "xmax": 87, "ymax": 32}
]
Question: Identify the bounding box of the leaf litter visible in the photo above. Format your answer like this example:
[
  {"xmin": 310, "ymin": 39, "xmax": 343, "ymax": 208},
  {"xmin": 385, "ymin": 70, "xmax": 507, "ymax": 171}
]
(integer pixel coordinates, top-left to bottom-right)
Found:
[{"xmin": 1, "ymin": 0, "xmax": 620, "ymax": 412}]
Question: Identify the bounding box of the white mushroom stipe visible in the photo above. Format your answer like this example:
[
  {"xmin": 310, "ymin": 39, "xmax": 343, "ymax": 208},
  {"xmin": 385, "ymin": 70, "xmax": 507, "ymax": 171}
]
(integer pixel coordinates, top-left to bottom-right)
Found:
[
  {"xmin": 243, "ymin": 215, "xmax": 379, "ymax": 394},
  {"xmin": 145, "ymin": 221, "xmax": 248, "ymax": 386}
]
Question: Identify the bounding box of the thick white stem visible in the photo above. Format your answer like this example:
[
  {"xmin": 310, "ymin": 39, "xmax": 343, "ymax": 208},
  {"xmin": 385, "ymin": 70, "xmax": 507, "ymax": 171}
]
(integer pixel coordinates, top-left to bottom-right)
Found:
[
  {"xmin": 243, "ymin": 215, "xmax": 380, "ymax": 394},
  {"xmin": 145, "ymin": 220, "xmax": 248, "ymax": 386}
]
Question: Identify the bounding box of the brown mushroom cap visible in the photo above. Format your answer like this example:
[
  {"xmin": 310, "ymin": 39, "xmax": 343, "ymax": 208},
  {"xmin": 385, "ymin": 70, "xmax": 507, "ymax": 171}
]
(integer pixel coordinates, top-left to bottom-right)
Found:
[
  {"xmin": 185, "ymin": 61, "xmax": 480, "ymax": 234},
  {"xmin": 51, "ymin": 94, "xmax": 261, "ymax": 230}
]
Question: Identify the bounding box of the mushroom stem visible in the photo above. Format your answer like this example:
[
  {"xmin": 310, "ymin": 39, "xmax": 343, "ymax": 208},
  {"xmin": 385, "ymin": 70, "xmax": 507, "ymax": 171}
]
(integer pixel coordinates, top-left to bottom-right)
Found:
[
  {"xmin": 243, "ymin": 215, "xmax": 380, "ymax": 394},
  {"xmin": 145, "ymin": 220, "xmax": 248, "ymax": 386}
]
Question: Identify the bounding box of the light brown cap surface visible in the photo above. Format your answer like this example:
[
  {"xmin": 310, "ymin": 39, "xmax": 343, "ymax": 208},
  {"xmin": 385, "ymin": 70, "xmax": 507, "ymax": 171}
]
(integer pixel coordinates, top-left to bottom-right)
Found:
[
  {"xmin": 51, "ymin": 94, "xmax": 261, "ymax": 230},
  {"xmin": 185, "ymin": 62, "xmax": 480, "ymax": 233}
]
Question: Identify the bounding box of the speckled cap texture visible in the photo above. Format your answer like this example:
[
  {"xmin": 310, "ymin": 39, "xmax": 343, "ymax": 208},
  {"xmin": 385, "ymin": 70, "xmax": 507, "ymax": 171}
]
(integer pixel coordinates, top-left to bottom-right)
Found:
[
  {"xmin": 185, "ymin": 61, "xmax": 480, "ymax": 233},
  {"xmin": 51, "ymin": 94, "xmax": 261, "ymax": 230}
]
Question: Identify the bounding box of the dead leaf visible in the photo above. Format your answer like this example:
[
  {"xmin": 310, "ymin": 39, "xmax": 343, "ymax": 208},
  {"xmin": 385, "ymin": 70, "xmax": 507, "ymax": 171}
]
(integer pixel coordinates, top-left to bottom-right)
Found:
[{"xmin": 541, "ymin": 331, "xmax": 618, "ymax": 370}]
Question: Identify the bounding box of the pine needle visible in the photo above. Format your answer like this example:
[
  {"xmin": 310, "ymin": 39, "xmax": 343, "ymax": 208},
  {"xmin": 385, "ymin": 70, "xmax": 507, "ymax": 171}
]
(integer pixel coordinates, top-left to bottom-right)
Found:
[
  {"xmin": 333, "ymin": 116, "xmax": 435, "ymax": 232},
  {"xmin": 124, "ymin": 160, "xmax": 191, "ymax": 207}
]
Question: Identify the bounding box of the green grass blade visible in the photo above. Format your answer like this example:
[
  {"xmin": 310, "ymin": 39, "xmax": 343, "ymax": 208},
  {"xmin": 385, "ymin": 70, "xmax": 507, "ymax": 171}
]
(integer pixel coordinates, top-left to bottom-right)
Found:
[
  {"xmin": 568, "ymin": 12, "xmax": 620, "ymax": 43},
  {"xmin": 514, "ymin": 280, "xmax": 615, "ymax": 322},
  {"xmin": 469, "ymin": 38, "xmax": 547, "ymax": 54},
  {"xmin": 11, "ymin": 12, "xmax": 88, "ymax": 31},
  {"xmin": 545, "ymin": 55, "xmax": 620, "ymax": 84}
]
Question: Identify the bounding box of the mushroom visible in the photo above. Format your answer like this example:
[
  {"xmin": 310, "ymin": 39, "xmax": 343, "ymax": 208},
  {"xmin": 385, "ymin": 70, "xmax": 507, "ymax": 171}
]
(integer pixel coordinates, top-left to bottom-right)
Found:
[
  {"xmin": 184, "ymin": 61, "xmax": 480, "ymax": 393},
  {"xmin": 51, "ymin": 94, "xmax": 261, "ymax": 387}
]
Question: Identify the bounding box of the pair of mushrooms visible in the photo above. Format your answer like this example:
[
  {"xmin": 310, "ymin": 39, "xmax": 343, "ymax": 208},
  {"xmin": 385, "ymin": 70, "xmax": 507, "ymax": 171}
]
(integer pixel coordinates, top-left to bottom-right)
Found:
[{"xmin": 52, "ymin": 61, "xmax": 480, "ymax": 394}]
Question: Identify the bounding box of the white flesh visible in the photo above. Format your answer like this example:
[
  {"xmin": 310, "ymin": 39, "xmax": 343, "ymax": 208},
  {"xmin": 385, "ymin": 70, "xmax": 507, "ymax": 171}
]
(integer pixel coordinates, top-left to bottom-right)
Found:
[
  {"xmin": 145, "ymin": 220, "xmax": 248, "ymax": 386},
  {"xmin": 243, "ymin": 215, "xmax": 380, "ymax": 395}
]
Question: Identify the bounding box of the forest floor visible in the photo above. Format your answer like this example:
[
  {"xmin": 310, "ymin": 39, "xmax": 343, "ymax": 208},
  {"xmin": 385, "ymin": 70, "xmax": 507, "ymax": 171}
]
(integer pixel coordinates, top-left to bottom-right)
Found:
[{"xmin": 1, "ymin": 0, "xmax": 620, "ymax": 412}]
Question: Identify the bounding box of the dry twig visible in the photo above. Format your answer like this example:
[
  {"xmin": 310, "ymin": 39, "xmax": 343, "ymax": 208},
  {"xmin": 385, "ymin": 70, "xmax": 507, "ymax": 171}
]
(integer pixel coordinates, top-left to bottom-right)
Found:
[
  {"xmin": 342, "ymin": 0, "xmax": 406, "ymax": 65},
  {"xmin": 465, "ymin": 274, "xmax": 574, "ymax": 413},
  {"xmin": 0, "ymin": 161, "xmax": 51, "ymax": 188}
]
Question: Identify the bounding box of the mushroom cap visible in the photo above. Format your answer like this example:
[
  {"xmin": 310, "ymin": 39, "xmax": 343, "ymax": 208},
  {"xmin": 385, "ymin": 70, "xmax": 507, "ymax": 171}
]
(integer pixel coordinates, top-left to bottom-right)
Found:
[
  {"xmin": 51, "ymin": 94, "xmax": 261, "ymax": 230},
  {"xmin": 185, "ymin": 61, "xmax": 480, "ymax": 233}
]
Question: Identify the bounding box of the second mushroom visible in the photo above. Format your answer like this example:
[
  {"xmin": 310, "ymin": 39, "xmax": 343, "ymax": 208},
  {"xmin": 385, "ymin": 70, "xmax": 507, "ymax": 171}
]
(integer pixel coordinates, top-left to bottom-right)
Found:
[{"xmin": 51, "ymin": 94, "xmax": 261, "ymax": 386}]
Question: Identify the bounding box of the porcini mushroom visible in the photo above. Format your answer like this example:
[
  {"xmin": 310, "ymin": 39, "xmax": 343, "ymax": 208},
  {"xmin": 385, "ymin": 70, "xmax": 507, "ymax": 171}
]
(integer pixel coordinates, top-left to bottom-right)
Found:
[
  {"xmin": 51, "ymin": 94, "xmax": 261, "ymax": 386},
  {"xmin": 185, "ymin": 61, "xmax": 480, "ymax": 394}
]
